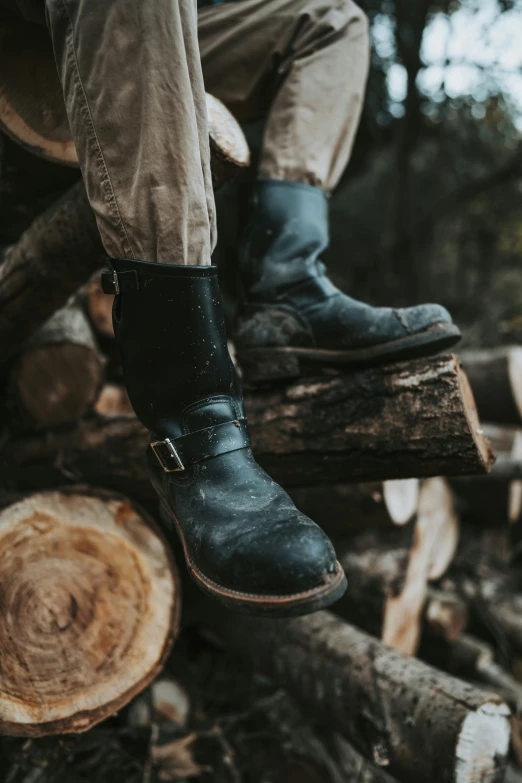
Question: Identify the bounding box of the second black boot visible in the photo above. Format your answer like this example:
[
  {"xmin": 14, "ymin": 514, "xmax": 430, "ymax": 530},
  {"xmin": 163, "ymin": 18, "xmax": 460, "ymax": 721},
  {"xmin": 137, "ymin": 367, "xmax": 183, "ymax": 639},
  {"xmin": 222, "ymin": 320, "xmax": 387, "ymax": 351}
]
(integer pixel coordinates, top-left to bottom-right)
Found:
[
  {"xmin": 235, "ymin": 180, "xmax": 461, "ymax": 383},
  {"xmin": 102, "ymin": 259, "xmax": 346, "ymax": 617}
]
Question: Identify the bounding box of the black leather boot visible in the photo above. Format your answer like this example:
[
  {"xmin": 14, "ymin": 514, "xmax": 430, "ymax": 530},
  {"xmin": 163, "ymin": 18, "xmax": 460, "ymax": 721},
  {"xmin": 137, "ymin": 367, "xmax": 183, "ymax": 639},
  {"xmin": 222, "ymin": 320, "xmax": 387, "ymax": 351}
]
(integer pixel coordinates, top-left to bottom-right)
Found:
[
  {"xmin": 102, "ymin": 259, "xmax": 346, "ymax": 616},
  {"xmin": 235, "ymin": 180, "xmax": 461, "ymax": 383}
]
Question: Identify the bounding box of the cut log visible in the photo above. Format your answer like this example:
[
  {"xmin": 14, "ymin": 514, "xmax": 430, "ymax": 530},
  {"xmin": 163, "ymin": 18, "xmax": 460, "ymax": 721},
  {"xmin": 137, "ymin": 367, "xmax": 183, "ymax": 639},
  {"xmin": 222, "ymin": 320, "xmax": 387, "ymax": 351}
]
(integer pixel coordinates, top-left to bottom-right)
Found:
[
  {"xmin": 206, "ymin": 94, "xmax": 250, "ymax": 187},
  {"xmin": 2, "ymin": 415, "xmax": 153, "ymax": 502},
  {"xmin": 481, "ymin": 424, "xmax": 522, "ymax": 480},
  {"xmin": 333, "ymin": 531, "xmax": 411, "ymax": 641},
  {"xmin": 336, "ymin": 549, "xmax": 466, "ymax": 649},
  {"xmin": 94, "ymin": 383, "xmax": 133, "ymax": 418},
  {"xmin": 460, "ymin": 347, "xmax": 522, "ymax": 426},
  {"xmin": 0, "ymin": 487, "xmax": 180, "ymax": 737},
  {"xmin": 7, "ymin": 301, "xmax": 104, "ymax": 429},
  {"xmin": 482, "ymin": 424, "xmax": 521, "ymax": 456},
  {"xmin": 197, "ymin": 607, "xmax": 511, "ymax": 783},
  {"xmin": 453, "ymin": 479, "xmax": 514, "ymax": 526},
  {"xmin": 0, "ymin": 20, "xmax": 77, "ymax": 165},
  {"xmin": 127, "ymin": 676, "xmax": 191, "ymax": 730},
  {"xmin": 334, "ymin": 478, "xmax": 459, "ymax": 655},
  {"xmin": 80, "ymin": 269, "xmax": 115, "ymax": 340},
  {"xmin": 333, "ymin": 736, "xmax": 399, "ymax": 783},
  {"xmin": 288, "ymin": 479, "xmax": 419, "ymax": 535},
  {"xmin": 452, "ymin": 428, "xmax": 522, "ymax": 539},
  {"xmin": 0, "ymin": 180, "xmax": 103, "ymax": 364},
  {"xmin": 0, "ymin": 358, "xmax": 492, "ymax": 502},
  {"xmin": 0, "ymin": 19, "xmax": 250, "ymax": 180},
  {"xmin": 424, "ymin": 588, "xmax": 468, "ymax": 642},
  {"xmin": 381, "ymin": 477, "xmax": 459, "ymax": 654},
  {"xmin": 244, "ymin": 355, "xmax": 493, "ymax": 484},
  {"xmin": 456, "ymin": 566, "xmax": 522, "ymax": 670},
  {"xmin": 442, "ymin": 634, "xmax": 522, "ymax": 711}
]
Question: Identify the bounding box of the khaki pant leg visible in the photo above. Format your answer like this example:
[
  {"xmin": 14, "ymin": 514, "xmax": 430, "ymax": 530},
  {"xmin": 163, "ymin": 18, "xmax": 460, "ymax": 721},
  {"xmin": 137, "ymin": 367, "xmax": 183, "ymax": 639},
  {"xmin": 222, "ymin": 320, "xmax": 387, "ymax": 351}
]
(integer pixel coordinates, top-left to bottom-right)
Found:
[
  {"xmin": 198, "ymin": 0, "xmax": 369, "ymax": 191},
  {"xmin": 45, "ymin": 0, "xmax": 215, "ymax": 264}
]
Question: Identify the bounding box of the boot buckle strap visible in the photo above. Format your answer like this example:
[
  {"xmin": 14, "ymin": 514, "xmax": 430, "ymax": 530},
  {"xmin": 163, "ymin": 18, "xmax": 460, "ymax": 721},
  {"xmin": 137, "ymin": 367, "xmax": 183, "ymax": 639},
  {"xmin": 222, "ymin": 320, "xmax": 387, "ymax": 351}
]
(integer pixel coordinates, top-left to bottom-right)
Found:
[
  {"xmin": 150, "ymin": 419, "xmax": 250, "ymax": 473},
  {"xmin": 150, "ymin": 439, "xmax": 185, "ymax": 473}
]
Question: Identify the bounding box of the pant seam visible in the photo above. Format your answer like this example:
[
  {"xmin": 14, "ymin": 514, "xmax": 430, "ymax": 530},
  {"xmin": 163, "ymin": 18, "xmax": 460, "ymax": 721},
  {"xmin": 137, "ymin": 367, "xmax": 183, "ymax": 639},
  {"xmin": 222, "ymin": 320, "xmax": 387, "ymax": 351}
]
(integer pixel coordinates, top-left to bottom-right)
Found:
[{"xmin": 59, "ymin": 0, "xmax": 136, "ymax": 259}]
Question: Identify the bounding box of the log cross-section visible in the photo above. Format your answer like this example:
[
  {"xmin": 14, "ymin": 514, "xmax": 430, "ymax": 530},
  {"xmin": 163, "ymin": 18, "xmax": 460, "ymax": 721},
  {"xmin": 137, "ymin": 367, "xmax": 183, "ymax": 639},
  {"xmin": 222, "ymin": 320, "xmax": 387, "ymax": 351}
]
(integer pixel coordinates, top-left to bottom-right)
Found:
[
  {"xmin": 0, "ymin": 487, "xmax": 180, "ymax": 737},
  {"xmin": 7, "ymin": 300, "xmax": 105, "ymax": 430}
]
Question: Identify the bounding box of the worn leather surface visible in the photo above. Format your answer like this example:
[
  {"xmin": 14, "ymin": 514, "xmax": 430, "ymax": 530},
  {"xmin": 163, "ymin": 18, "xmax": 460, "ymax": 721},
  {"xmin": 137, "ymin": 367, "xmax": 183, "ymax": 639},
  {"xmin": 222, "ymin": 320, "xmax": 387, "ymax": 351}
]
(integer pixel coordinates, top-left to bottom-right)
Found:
[
  {"xmin": 237, "ymin": 179, "xmax": 454, "ymax": 351},
  {"xmin": 108, "ymin": 257, "xmax": 338, "ymax": 596}
]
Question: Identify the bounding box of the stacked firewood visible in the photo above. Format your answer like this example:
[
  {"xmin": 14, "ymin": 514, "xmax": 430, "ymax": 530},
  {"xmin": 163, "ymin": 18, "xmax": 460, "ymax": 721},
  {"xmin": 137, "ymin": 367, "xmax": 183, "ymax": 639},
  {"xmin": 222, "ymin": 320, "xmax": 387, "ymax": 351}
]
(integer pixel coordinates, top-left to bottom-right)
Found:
[{"xmin": 0, "ymin": 115, "xmax": 521, "ymax": 782}]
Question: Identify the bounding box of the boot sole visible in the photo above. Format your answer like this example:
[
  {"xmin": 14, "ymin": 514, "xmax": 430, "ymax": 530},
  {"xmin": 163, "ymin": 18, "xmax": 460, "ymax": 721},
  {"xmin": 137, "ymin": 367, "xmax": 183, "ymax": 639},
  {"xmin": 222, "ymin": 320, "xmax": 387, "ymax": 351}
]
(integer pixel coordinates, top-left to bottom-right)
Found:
[
  {"xmin": 237, "ymin": 322, "xmax": 462, "ymax": 385},
  {"xmin": 159, "ymin": 500, "xmax": 347, "ymax": 617}
]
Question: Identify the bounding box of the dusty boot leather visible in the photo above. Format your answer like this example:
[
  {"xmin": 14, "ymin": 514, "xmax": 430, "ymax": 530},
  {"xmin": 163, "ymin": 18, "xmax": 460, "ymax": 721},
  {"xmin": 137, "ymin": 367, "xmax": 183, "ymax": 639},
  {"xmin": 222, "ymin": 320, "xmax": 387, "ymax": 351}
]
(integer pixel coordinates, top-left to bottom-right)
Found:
[
  {"xmin": 235, "ymin": 180, "xmax": 461, "ymax": 383},
  {"xmin": 102, "ymin": 259, "xmax": 346, "ymax": 616}
]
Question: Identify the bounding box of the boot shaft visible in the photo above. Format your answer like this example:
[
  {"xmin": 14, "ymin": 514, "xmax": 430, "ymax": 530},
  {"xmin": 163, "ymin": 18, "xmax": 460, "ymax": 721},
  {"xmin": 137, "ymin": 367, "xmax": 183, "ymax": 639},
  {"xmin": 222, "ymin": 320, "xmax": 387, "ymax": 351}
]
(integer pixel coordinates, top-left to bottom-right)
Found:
[
  {"xmin": 240, "ymin": 179, "xmax": 330, "ymax": 300},
  {"xmin": 103, "ymin": 259, "xmax": 239, "ymax": 438}
]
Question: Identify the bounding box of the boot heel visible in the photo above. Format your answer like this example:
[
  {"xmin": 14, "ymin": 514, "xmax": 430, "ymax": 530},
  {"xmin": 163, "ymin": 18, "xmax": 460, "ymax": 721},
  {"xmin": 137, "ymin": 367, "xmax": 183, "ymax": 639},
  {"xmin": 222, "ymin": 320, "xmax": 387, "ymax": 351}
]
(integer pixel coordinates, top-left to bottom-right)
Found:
[{"xmin": 237, "ymin": 349, "xmax": 301, "ymax": 385}]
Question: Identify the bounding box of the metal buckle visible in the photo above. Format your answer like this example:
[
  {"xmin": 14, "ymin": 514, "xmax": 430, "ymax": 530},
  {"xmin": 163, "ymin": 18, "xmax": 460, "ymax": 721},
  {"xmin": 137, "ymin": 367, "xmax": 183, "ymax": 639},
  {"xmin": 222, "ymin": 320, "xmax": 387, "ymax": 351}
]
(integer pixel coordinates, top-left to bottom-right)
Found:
[
  {"xmin": 112, "ymin": 271, "xmax": 120, "ymax": 295},
  {"xmin": 150, "ymin": 438, "xmax": 185, "ymax": 473}
]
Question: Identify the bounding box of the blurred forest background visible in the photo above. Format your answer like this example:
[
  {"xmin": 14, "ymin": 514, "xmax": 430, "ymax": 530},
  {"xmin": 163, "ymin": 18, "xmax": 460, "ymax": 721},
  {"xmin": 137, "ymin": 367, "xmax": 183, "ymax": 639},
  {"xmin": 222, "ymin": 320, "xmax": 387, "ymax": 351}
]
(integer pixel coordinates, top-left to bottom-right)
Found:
[{"xmin": 214, "ymin": 0, "xmax": 522, "ymax": 348}]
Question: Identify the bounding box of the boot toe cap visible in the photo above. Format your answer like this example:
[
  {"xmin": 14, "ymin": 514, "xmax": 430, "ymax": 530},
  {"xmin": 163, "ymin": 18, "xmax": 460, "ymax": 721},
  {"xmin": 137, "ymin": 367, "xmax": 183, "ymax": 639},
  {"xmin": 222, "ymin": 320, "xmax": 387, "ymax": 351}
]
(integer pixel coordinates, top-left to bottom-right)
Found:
[
  {"xmin": 199, "ymin": 515, "xmax": 339, "ymax": 597},
  {"xmin": 399, "ymin": 303, "xmax": 453, "ymax": 334}
]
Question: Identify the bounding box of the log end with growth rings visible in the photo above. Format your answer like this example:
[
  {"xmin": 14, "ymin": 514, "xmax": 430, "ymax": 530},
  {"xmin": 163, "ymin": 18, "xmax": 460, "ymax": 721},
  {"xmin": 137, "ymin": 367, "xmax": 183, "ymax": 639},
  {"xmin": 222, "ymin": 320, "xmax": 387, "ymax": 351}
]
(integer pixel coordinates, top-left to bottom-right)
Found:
[
  {"xmin": 0, "ymin": 488, "xmax": 180, "ymax": 736},
  {"xmin": 455, "ymin": 702, "xmax": 511, "ymax": 783},
  {"xmin": 457, "ymin": 359, "xmax": 496, "ymax": 472}
]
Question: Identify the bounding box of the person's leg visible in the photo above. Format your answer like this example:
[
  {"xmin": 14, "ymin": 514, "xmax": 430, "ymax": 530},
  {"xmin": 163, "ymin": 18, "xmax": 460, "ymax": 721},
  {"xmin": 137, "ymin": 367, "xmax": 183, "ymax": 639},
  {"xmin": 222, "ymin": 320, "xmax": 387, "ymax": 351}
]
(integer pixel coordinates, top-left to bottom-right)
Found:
[
  {"xmin": 45, "ymin": 0, "xmax": 346, "ymax": 616},
  {"xmin": 46, "ymin": 0, "xmax": 215, "ymax": 264},
  {"xmin": 198, "ymin": 0, "xmax": 461, "ymax": 380},
  {"xmin": 198, "ymin": 0, "xmax": 367, "ymax": 190}
]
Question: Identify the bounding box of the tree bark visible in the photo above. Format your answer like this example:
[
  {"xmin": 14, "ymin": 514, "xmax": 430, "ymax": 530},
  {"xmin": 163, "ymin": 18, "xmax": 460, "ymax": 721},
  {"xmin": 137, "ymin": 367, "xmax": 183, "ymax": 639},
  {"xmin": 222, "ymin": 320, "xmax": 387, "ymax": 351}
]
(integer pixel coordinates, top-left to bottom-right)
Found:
[
  {"xmin": 0, "ymin": 356, "xmax": 493, "ymax": 502},
  {"xmin": 244, "ymin": 355, "xmax": 493, "ymax": 484},
  {"xmin": 0, "ymin": 180, "xmax": 103, "ymax": 364},
  {"xmin": 460, "ymin": 347, "xmax": 522, "ymax": 426},
  {"xmin": 198, "ymin": 607, "xmax": 510, "ymax": 783},
  {"xmin": 0, "ymin": 486, "xmax": 180, "ymax": 737},
  {"xmin": 7, "ymin": 301, "xmax": 105, "ymax": 429}
]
